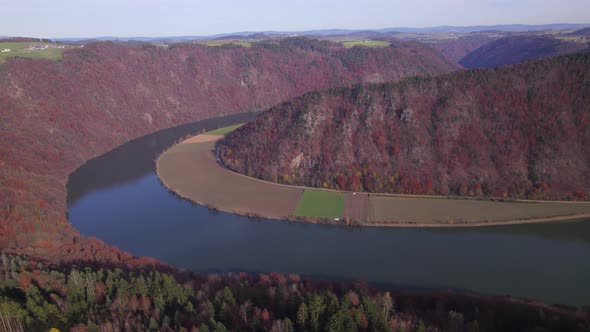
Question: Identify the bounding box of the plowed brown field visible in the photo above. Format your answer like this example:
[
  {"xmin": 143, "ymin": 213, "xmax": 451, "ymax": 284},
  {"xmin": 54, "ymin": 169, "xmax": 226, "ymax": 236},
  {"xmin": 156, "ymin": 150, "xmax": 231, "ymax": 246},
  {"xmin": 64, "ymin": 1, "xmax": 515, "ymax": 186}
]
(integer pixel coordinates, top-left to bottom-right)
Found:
[{"xmin": 157, "ymin": 134, "xmax": 590, "ymax": 227}]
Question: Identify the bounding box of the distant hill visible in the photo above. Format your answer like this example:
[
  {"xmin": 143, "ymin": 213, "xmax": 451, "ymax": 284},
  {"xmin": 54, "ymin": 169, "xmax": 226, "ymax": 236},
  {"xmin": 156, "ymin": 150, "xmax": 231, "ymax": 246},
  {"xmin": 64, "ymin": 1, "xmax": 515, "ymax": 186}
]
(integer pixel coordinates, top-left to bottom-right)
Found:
[
  {"xmin": 458, "ymin": 35, "xmax": 589, "ymax": 68},
  {"xmin": 218, "ymin": 53, "xmax": 590, "ymax": 200},
  {"xmin": 0, "ymin": 37, "xmax": 52, "ymax": 43},
  {"xmin": 568, "ymin": 27, "xmax": 590, "ymax": 36},
  {"xmin": 432, "ymin": 34, "xmax": 501, "ymax": 63},
  {"xmin": 48, "ymin": 24, "xmax": 590, "ymax": 42},
  {"xmin": 379, "ymin": 24, "xmax": 590, "ymax": 34}
]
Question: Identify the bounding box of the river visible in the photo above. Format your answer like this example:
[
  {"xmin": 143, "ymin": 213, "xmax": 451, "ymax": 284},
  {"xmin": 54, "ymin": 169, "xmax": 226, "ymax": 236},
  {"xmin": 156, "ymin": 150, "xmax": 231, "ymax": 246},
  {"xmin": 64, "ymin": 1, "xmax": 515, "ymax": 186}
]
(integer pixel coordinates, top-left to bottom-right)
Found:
[{"xmin": 67, "ymin": 113, "xmax": 590, "ymax": 307}]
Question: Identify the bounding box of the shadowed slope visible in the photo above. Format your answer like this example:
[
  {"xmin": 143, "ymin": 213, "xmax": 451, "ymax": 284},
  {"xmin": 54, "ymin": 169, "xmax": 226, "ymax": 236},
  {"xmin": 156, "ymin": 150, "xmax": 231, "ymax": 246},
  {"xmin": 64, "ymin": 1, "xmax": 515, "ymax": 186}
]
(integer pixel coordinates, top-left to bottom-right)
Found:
[{"xmin": 459, "ymin": 35, "xmax": 588, "ymax": 68}]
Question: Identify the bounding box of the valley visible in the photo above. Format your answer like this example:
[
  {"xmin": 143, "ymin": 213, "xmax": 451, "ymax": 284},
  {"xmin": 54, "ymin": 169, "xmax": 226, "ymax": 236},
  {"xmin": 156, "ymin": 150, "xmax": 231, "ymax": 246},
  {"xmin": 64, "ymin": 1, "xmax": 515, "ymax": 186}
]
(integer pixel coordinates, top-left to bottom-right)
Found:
[
  {"xmin": 70, "ymin": 114, "xmax": 590, "ymax": 307},
  {"xmin": 1, "ymin": 20, "xmax": 590, "ymax": 330}
]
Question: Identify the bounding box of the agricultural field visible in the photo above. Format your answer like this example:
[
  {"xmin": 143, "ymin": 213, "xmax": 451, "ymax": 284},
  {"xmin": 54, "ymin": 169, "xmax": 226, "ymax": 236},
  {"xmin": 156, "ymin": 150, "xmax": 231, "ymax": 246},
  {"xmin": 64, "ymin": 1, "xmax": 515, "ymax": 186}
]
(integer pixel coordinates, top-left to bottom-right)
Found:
[
  {"xmin": 342, "ymin": 192, "xmax": 370, "ymax": 222},
  {"xmin": 199, "ymin": 40, "xmax": 252, "ymax": 47},
  {"xmin": 157, "ymin": 125, "xmax": 303, "ymax": 219},
  {"xmin": 295, "ymin": 189, "xmax": 344, "ymax": 219},
  {"xmin": 0, "ymin": 41, "xmax": 72, "ymax": 62},
  {"xmin": 159, "ymin": 124, "xmax": 590, "ymax": 226},
  {"xmin": 369, "ymin": 195, "xmax": 590, "ymax": 224},
  {"xmin": 206, "ymin": 123, "xmax": 244, "ymax": 135},
  {"xmin": 158, "ymin": 140, "xmax": 302, "ymax": 219},
  {"xmin": 555, "ymin": 35, "xmax": 589, "ymax": 43},
  {"xmin": 342, "ymin": 40, "xmax": 390, "ymax": 48}
]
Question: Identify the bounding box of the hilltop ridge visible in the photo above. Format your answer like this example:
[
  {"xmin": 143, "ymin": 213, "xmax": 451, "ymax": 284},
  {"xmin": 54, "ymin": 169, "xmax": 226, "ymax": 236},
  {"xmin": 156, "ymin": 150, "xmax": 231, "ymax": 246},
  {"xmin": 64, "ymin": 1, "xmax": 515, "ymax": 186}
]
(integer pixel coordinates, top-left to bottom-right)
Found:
[{"xmin": 218, "ymin": 53, "xmax": 590, "ymax": 201}]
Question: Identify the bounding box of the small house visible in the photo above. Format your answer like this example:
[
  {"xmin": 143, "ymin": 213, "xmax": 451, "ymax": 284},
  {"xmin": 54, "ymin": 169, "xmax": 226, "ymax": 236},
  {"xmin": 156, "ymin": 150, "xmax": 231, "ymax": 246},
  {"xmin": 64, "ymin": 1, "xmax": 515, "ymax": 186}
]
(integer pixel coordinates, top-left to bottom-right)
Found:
[{"xmin": 30, "ymin": 45, "xmax": 49, "ymax": 50}]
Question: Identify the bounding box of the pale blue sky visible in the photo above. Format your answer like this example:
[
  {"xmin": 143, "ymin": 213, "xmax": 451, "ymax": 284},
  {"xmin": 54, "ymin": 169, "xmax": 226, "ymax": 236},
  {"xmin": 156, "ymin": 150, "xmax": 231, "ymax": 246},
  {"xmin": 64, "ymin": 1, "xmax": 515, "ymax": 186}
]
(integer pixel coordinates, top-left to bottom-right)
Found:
[{"xmin": 1, "ymin": 0, "xmax": 589, "ymax": 38}]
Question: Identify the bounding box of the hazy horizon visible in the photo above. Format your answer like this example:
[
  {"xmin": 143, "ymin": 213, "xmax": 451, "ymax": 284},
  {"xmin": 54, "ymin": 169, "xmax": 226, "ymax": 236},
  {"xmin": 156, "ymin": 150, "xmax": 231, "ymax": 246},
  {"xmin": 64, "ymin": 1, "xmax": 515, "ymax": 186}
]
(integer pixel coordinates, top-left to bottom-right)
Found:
[{"xmin": 1, "ymin": 0, "xmax": 589, "ymax": 38}]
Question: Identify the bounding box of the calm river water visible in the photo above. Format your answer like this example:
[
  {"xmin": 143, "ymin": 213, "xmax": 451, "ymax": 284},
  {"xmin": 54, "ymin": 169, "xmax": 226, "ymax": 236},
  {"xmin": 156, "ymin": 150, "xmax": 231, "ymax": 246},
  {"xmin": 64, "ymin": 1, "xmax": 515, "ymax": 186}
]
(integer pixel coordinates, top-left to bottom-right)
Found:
[{"xmin": 67, "ymin": 113, "xmax": 590, "ymax": 306}]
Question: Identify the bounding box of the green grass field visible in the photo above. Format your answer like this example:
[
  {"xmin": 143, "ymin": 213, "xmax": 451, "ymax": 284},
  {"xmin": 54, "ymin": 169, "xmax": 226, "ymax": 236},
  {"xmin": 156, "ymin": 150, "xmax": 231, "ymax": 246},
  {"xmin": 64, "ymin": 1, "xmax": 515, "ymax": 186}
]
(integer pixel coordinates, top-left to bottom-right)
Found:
[
  {"xmin": 0, "ymin": 42, "xmax": 69, "ymax": 62},
  {"xmin": 200, "ymin": 40, "xmax": 252, "ymax": 48},
  {"xmin": 205, "ymin": 123, "xmax": 244, "ymax": 136},
  {"xmin": 342, "ymin": 40, "xmax": 390, "ymax": 48},
  {"xmin": 296, "ymin": 189, "xmax": 344, "ymax": 219},
  {"xmin": 555, "ymin": 36, "xmax": 589, "ymax": 43}
]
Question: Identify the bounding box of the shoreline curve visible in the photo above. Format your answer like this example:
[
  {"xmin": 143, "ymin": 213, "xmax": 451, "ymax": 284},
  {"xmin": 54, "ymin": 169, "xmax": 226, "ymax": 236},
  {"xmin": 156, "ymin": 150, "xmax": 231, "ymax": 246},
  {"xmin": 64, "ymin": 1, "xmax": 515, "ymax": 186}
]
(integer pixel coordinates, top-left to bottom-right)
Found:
[{"xmin": 156, "ymin": 134, "xmax": 590, "ymax": 228}]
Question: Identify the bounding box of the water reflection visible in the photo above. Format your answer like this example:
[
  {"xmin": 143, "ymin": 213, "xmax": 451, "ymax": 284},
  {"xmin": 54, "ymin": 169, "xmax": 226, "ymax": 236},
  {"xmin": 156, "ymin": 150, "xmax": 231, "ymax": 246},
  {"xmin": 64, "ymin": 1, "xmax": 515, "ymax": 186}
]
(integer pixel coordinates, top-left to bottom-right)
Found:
[
  {"xmin": 67, "ymin": 112, "xmax": 258, "ymax": 205},
  {"xmin": 430, "ymin": 220, "xmax": 590, "ymax": 246}
]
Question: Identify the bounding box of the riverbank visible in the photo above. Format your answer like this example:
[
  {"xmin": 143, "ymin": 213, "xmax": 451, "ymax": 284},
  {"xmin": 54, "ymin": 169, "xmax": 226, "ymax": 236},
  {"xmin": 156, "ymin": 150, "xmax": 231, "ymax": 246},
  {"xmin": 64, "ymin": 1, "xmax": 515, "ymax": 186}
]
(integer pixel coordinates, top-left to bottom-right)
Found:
[
  {"xmin": 70, "ymin": 118, "xmax": 590, "ymax": 306},
  {"xmin": 156, "ymin": 130, "xmax": 590, "ymax": 227}
]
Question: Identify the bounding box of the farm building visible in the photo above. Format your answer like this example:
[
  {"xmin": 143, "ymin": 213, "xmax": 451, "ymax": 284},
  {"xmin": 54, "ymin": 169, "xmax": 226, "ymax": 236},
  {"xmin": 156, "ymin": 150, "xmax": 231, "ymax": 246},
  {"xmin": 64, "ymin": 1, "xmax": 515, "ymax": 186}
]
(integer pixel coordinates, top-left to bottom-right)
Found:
[{"xmin": 1, "ymin": 48, "xmax": 10, "ymax": 53}]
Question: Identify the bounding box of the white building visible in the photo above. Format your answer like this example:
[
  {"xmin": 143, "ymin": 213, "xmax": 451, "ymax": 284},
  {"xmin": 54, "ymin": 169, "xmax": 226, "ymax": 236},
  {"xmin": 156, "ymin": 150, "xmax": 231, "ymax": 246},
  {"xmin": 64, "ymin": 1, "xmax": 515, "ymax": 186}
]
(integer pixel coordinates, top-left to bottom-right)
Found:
[
  {"xmin": 30, "ymin": 45, "xmax": 49, "ymax": 50},
  {"xmin": 1, "ymin": 49, "xmax": 11, "ymax": 53}
]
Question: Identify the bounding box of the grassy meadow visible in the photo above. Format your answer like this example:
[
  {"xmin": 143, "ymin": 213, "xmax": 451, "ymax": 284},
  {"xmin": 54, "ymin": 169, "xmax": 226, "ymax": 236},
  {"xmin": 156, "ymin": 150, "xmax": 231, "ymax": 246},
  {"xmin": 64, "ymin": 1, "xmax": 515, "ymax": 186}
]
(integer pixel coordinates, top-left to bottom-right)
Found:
[
  {"xmin": 0, "ymin": 42, "xmax": 70, "ymax": 62},
  {"xmin": 199, "ymin": 40, "xmax": 252, "ymax": 48},
  {"xmin": 205, "ymin": 123, "xmax": 244, "ymax": 135},
  {"xmin": 296, "ymin": 189, "xmax": 344, "ymax": 219},
  {"xmin": 342, "ymin": 40, "xmax": 390, "ymax": 48}
]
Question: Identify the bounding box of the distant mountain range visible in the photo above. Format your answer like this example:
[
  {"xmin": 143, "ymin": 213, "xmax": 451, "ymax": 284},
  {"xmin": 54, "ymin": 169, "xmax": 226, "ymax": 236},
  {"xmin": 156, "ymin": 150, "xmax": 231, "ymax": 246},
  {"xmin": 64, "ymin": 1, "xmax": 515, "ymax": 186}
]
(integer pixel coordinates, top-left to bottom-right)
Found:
[{"xmin": 48, "ymin": 23, "xmax": 590, "ymax": 43}]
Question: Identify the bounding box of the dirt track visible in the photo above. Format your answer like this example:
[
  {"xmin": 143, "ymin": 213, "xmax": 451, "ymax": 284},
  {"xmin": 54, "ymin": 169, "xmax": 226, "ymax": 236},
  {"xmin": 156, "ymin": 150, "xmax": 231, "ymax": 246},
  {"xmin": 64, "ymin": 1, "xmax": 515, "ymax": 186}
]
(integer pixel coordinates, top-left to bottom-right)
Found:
[{"xmin": 157, "ymin": 135, "xmax": 590, "ymax": 227}]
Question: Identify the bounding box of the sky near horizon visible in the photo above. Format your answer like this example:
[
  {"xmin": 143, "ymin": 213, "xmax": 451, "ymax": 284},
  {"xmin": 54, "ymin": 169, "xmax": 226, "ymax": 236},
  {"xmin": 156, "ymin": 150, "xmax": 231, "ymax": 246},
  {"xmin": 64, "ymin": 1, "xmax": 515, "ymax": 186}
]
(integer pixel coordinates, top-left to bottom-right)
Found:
[{"xmin": 1, "ymin": 0, "xmax": 589, "ymax": 38}]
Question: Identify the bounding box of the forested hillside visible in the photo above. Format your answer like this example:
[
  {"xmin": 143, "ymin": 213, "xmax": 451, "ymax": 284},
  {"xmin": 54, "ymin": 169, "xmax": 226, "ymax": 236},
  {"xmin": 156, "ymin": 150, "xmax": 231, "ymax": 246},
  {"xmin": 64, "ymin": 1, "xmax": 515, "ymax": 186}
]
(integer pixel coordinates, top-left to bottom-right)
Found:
[
  {"xmin": 0, "ymin": 38, "xmax": 457, "ymax": 260},
  {"xmin": 1, "ymin": 36, "xmax": 590, "ymax": 331},
  {"xmin": 569, "ymin": 27, "xmax": 590, "ymax": 37},
  {"xmin": 1, "ymin": 254, "xmax": 587, "ymax": 331},
  {"xmin": 219, "ymin": 53, "xmax": 590, "ymax": 201},
  {"xmin": 432, "ymin": 34, "xmax": 500, "ymax": 63},
  {"xmin": 458, "ymin": 35, "xmax": 588, "ymax": 68}
]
